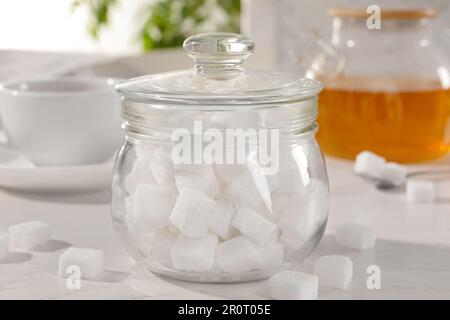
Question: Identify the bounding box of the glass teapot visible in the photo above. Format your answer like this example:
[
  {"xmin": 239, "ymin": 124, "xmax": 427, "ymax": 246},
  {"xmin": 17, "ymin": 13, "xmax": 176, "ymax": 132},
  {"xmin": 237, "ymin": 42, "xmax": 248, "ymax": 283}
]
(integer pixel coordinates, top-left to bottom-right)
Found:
[{"xmin": 299, "ymin": 8, "xmax": 450, "ymax": 163}]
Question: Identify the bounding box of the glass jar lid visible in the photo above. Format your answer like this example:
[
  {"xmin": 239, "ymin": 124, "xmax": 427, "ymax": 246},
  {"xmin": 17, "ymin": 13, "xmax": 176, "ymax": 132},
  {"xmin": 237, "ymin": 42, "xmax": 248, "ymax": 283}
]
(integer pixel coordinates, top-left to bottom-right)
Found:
[{"xmin": 116, "ymin": 33, "xmax": 322, "ymax": 109}]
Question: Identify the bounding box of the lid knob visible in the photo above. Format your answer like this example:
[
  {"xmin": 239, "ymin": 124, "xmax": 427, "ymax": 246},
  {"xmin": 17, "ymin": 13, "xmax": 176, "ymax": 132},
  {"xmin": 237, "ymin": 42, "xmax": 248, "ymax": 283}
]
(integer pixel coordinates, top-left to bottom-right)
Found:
[{"xmin": 183, "ymin": 33, "xmax": 255, "ymax": 79}]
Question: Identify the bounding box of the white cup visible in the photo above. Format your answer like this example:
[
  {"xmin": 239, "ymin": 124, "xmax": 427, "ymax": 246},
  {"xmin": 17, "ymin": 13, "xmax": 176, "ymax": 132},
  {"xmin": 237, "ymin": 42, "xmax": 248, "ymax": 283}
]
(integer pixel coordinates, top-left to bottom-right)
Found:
[{"xmin": 0, "ymin": 77, "xmax": 123, "ymax": 166}]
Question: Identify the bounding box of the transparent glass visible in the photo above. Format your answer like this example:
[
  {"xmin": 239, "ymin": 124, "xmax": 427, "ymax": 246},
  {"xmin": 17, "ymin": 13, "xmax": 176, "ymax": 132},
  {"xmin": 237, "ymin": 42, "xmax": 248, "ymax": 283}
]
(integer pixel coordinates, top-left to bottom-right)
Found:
[
  {"xmin": 111, "ymin": 33, "xmax": 328, "ymax": 283},
  {"xmin": 310, "ymin": 9, "xmax": 450, "ymax": 163}
]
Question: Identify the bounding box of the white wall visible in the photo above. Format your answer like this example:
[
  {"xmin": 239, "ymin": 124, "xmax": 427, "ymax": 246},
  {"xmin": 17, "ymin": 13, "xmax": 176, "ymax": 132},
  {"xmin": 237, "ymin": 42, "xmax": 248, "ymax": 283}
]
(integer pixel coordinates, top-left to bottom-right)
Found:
[{"xmin": 0, "ymin": 0, "xmax": 147, "ymax": 54}]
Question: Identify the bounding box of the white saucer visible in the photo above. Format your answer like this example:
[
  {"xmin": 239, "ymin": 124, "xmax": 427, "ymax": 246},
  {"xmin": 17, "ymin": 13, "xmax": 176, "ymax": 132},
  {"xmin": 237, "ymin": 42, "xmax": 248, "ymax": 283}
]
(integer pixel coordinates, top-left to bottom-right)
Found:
[{"xmin": 0, "ymin": 143, "xmax": 115, "ymax": 193}]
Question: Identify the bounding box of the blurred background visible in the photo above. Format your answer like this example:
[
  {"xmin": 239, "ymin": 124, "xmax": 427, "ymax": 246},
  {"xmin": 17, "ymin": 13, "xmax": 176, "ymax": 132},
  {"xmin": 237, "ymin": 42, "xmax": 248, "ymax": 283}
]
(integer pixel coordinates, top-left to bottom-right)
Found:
[
  {"xmin": 1, "ymin": 0, "xmax": 449, "ymax": 56},
  {"xmin": 0, "ymin": 0, "xmax": 449, "ymax": 163}
]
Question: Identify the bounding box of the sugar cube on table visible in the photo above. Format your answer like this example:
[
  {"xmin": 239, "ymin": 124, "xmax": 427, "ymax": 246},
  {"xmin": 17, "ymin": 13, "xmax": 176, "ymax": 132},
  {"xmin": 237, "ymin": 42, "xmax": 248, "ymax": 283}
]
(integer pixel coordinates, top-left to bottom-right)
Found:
[
  {"xmin": 216, "ymin": 236, "xmax": 264, "ymax": 273},
  {"xmin": 232, "ymin": 208, "xmax": 278, "ymax": 244},
  {"xmin": 9, "ymin": 221, "xmax": 50, "ymax": 250},
  {"xmin": 406, "ymin": 180, "xmax": 435, "ymax": 203},
  {"xmin": 150, "ymin": 148, "xmax": 175, "ymax": 186},
  {"xmin": 171, "ymin": 233, "xmax": 218, "ymax": 272},
  {"xmin": 313, "ymin": 255, "xmax": 353, "ymax": 289},
  {"xmin": 210, "ymin": 198, "xmax": 237, "ymax": 239},
  {"xmin": 335, "ymin": 223, "xmax": 376, "ymax": 251},
  {"xmin": 58, "ymin": 247, "xmax": 104, "ymax": 280},
  {"xmin": 268, "ymin": 271, "xmax": 319, "ymax": 300},
  {"xmin": 130, "ymin": 184, "xmax": 177, "ymax": 232},
  {"xmin": 0, "ymin": 233, "xmax": 8, "ymax": 261},
  {"xmin": 175, "ymin": 165, "xmax": 221, "ymax": 199},
  {"xmin": 170, "ymin": 188, "xmax": 216, "ymax": 237},
  {"xmin": 380, "ymin": 162, "xmax": 407, "ymax": 184},
  {"xmin": 353, "ymin": 151, "xmax": 386, "ymax": 178}
]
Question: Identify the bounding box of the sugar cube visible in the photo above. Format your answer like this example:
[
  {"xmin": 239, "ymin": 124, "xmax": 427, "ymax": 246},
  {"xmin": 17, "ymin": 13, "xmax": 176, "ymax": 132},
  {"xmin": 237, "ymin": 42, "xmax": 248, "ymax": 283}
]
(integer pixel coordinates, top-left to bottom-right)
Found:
[
  {"xmin": 213, "ymin": 164, "xmax": 242, "ymax": 184},
  {"xmin": 313, "ymin": 255, "xmax": 353, "ymax": 289},
  {"xmin": 124, "ymin": 151, "xmax": 156, "ymax": 195},
  {"xmin": 274, "ymin": 146, "xmax": 309, "ymax": 194},
  {"xmin": 150, "ymin": 148, "xmax": 175, "ymax": 186},
  {"xmin": 210, "ymin": 198, "xmax": 237, "ymax": 239},
  {"xmin": 232, "ymin": 208, "xmax": 278, "ymax": 244},
  {"xmin": 279, "ymin": 193, "xmax": 317, "ymax": 242},
  {"xmin": 406, "ymin": 180, "xmax": 434, "ymax": 203},
  {"xmin": 170, "ymin": 189, "xmax": 216, "ymax": 237},
  {"xmin": 271, "ymin": 193, "xmax": 290, "ymax": 222},
  {"xmin": 130, "ymin": 184, "xmax": 177, "ymax": 232},
  {"xmin": 353, "ymin": 151, "xmax": 386, "ymax": 178},
  {"xmin": 380, "ymin": 162, "xmax": 407, "ymax": 184},
  {"xmin": 138, "ymin": 228, "xmax": 177, "ymax": 268},
  {"xmin": 259, "ymin": 241, "xmax": 285, "ymax": 268},
  {"xmin": 269, "ymin": 271, "xmax": 319, "ymax": 300},
  {"xmin": 58, "ymin": 247, "xmax": 104, "ymax": 280},
  {"xmin": 9, "ymin": 221, "xmax": 50, "ymax": 250},
  {"xmin": 171, "ymin": 233, "xmax": 218, "ymax": 272},
  {"xmin": 0, "ymin": 233, "xmax": 8, "ymax": 261},
  {"xmin": 175, "ymin": 165, "xmax": 221, "ymax": 199},
  {"xmin": 216, "ymin": 236, "xmax": 264, "ymax": 273},
  {"xmin": 228, "ymin": 168, "xmax": 272, "ymax": 210},
  {"xmin": 279, "ymin": 235, "xmax": 305, "ymax": 261},
  {"xmin": 335, "ymin": 223, "xmax": 376, "ymax": 251}
]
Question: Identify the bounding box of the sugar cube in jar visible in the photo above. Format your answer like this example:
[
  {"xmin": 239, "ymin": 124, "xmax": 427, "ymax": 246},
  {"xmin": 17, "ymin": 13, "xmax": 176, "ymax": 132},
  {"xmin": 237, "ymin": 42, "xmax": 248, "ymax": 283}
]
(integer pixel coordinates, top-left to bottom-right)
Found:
[{"xmin": 111, "ymin": 33, "xmax": 328, "ymax": 283}]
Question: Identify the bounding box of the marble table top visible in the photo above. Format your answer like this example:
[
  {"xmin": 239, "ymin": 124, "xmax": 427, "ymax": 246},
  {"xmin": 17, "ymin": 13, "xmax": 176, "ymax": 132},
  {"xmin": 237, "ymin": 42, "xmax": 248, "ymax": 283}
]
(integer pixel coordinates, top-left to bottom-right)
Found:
[{"xmin": 0, "ymin": 157, "xmax": 449, "ymax": 300}]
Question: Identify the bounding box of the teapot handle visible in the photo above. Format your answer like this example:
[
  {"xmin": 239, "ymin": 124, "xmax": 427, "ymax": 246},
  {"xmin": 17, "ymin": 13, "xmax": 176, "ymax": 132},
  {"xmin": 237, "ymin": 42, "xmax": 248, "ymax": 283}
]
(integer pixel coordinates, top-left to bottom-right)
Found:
[{"xmin": 286, "ymin": 29, "xmax": 346, "ymax": 82}]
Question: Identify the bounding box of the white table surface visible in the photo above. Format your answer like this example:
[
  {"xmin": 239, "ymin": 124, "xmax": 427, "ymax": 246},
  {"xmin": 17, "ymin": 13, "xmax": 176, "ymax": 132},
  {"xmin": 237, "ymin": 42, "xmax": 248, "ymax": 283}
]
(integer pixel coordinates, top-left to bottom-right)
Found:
[{"xmin": 0, "ymin": 156, "xmax": 449, "ymax": 300}]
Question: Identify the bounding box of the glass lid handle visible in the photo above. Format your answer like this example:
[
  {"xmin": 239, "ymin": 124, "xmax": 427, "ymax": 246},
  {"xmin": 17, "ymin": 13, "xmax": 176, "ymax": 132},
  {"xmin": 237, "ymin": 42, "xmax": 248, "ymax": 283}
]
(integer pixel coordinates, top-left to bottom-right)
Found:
[{"xmin": 183, "ymin": 33, "xmax": 255, "ymax": 79}]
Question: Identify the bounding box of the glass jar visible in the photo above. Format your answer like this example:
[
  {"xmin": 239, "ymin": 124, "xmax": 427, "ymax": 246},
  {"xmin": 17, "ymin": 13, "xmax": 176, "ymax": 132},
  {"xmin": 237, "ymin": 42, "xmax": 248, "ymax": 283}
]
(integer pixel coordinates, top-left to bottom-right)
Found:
[
  {"xmin": 112, "ymin": 33, "xmax": 328, "ymax": 283},
  {"xmin": 311, "ymin": 8, "xmax": 450, "ymax": 163}
]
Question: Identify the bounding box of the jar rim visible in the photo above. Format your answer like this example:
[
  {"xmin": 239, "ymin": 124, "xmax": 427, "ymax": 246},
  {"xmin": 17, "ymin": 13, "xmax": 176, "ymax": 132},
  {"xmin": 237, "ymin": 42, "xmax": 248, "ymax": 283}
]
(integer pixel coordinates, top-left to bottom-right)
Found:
[{"xmin": 116, "ymin": 70, "xmax": 323, "ymax": 110}]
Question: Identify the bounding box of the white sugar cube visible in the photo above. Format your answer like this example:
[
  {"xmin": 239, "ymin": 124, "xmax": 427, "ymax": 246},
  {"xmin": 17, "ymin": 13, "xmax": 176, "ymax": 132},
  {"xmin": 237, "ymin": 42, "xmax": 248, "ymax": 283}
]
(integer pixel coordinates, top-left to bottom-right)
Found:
[
  {"xmin": 406, "ymin": 180, "xmax": 434, "ymax": 203},
  {"xmin": 274, "ymin": 146, "xmax": 309, "ymax": 194},
  {"xmin": 150, "ymin": 148, "xmax": 175, "ymax": 186},
  {"xmin": 170, "ymin": 189, "xmax": 216, "ymax": 237},
  {"xmin": 271, "ymin": 193, "xmax": 290, "ymax": 222},
  {"xmin": 279, "ymin": 235, "xmax": 303, "ymax": 261},
  {"xmin": 171, "ymin": 233, "xmax": 218, "ymax": 272},
  {"xmin": 130, "ymin": 184, "xmax": 177, "ymax": 232},
  {"xmin": 175, "ymin": 165, "xmax": 221, "ymax": 199},
  {"xmin": 216, "ymin": 236, "xmax": 264, "ymax": 273},
  {"xmin": 279, "ymin": 193, "xmax": 316, "ymax": 242},
  {"xmin": 228, "ymin": 168, "xmax": 272, "ymax": 210},
  {"xmin": 213, "ymin": 164, "xmax": 241, "ymax": 184},
  {"xmin": 269, "ymin": 271, "xmax": 319, "ymax": 300},
  {"xmin": 9, "ymin": 221, "xmax": 50, "ymax": 250},
  {"xmin": 313, "ymin": 255, "xmax": 353, "ymax": 289},
  {"xmin": 335, "ymin": 223, "xmax": 376, "ymax": 251},
  {"xmin": 138, "ymin": 229, "xmax": 177, "ymax": 268},
  {"xmin": 380, "ymin": 162, "xmax": 407, "ymax": 184},
  {"xmin": 0, "ymin": 233, "xmax": 8, "ymax": 261},
  {"xmin": 210, "ymin": 198, "xmax": 237, "ymax": 239},
  {"xmin": 58, "ymin": 247, "xmax": 103, "ymax": 280},
  {"xmin": 124, "ymin": 151, "xmax": 156, "ymax": 195},
  {"xmin": 353, "ymin": 151, "xmax": 386, "ymax": 178},
  {"xmin": 232, "ymin": 208, "xmax": 278, "ymax": 244},
  {"xmin": 259, "ymin": 241, "xmax": 285, "ymax": 268}
]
